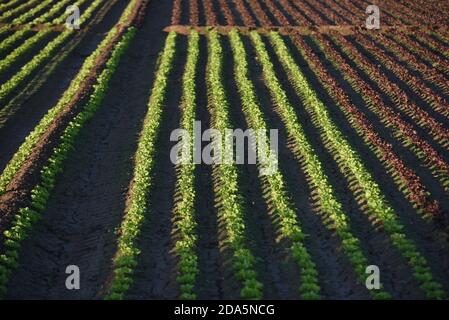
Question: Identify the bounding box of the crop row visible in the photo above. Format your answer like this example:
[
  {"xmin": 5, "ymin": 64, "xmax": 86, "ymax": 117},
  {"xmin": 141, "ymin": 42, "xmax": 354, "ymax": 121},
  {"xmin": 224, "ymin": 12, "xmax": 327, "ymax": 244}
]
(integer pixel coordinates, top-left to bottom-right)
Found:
[
  {"xmin": 9, "ymin": 0, "xmax": 56, "ymax": 25},
  {"xmin": 246, "ymin": 0, "xmax": 272, "ymax": 27},
  {"xmin": 173, "ymin": 30, "xmax": 200, "ymax": 300},
  {"xmin": 351, "ymin": 33, "xmax": 449, "ymax": 125},
  {"xmin": 229, "ymin": 29, "xmax": 320, "ymax": 299},
  {"xmin": 218, "ymin": 0, "xmax": 449, "ymax": 194},
  {"xmin": 33, "ymin": 0, "xmax": 75, "ymax": 24},
  {"xmin": 249, "ymin": 30, "xmax": 387, "ymax": 299},
  {"xmin": 303, "ymin": 0, "xmax": 341, "ymax": 25},
  {"xmin": 315, "ymin": 0, "xmax": 445, "ymax": 29},
  {"xmin": 0, "ymin": 0, "xmax": 40, "ymax": 38},
  {"xmin": 0, "ymin": 0, "xmax": 136, "ymax": 197},
  {"xmin": 171, "ymin": 0, "xmax": 182, "ymax": 25},
  {"xmin": 0, "ymin": 0, "xmax": 23, "ymax": 14},
  {"xmin": 206, "ymin": 30, "xmax": 263, "ymax": 299},
  {"xmin": 231, "ymin": 0, "xmax": 255, "ymax": 27},
  {"xmin": 268, "ymin": 31, "xmax": 445, "ymax": 299},
  {"xmin": 0, "ymin": 30, "xmax": 54, "ymax": 77},
  {"xmin": 279, "ymin": 0, "xmax": 321, "ymax": 27},
  {"xmin": 237, "ymin": 0, "xmax": 448, "ymax": 221},
  {"xmin": 0, "ymin": 0, "xmax": 90, "ymax": 75},
  {"xmin": 0, "ymin": 0, "xmax": 40, "ymax": 23},
  {"xmin": 319, "ymin": 0, "xmax": 352, "ymax": 25},
  {"xmin": 0, "ymin": 0, "xmax": 117, "ymax": 134},
  {"xmin": 288, "ymin": 0, "xmax": 326, "ymax": 25},
  {"xmin": 431, "ymin": 31, "xmax": 449, "ymax": 47},
  {"xmin": 404, "ymin": 0, "xmax": 449, "ymax": 18},
  {"xmin": 0, "ymin": 29, "xmax": 33, "ymax": 58},
  {"xmin": 105, "ymin": 31, "xmax": 178, "ymax": 300},
  {"xmin": 154, "ymin": 0, "xmax": 449, "ymax": 29},
  {"xmin": 332, "ymin": 34, "xmax": 449, "ymax": 149},
  {"xmin": 278, "ymin": 0, "xmax": 312, "ymax": 26},
  {"xmin": 240, "ymin": 1, "xmax": 449, "ymax": 196},
  {"xmin": 263, "ymin": 0, "xmax": 290, "ymax": 26},
  {"xmin": 315, "ymin": 0, "xmax": 371, "ymax": 26},
  {"xmin": 313, "ymin": 35, "xmax": 449, "ymax": 193},
  {"xmin": 387, "ymin": 32, "xmax": 449, "ymax": 80},
  {"xmin": 189, "ymin": 0, "xmax": 199, "ymax": 26},
  {"xmin": 169, "ymin": 0, "xmax": 449, "ymax": 27},
  {"xmin": 367, "ymin": 0, "xmax": 447, "ymax": 27},
  {"xmin": 0, "ymin": 25, "xmax": 136, "ymax": 298},
  {"xmin": 372, "ymin": 0, "xmax": 445, "ymax": 26},
  {"xmin": 388, "ymin": 32, "xmax": 449, "ymax": 83},
  {"xmin": 218, "ymin": 0, "xmax": 235, "ymax": 26},
  {"xmin": 0, "ymin": 0, "xmax": 88, "ymax": 58},
  {"xmin": 345, "ymin": 0, "xmax": 401, "ymax": 26},
  {"xmin": 289, "ymin": 34, "xmax": 443, "ymax": 224},
  {"xmin": 202, "ymin": 0, "xmax": 217, "ymax": 26},
  {"xmin": 319, "ymin": 0, "xmax": 360, "ymax": 25},
  {"xmin": 0, "ymin": 0, "xmax": 106, "ymax": 106},
  {"xmin": 413, "ymin": 32, "xmax": 449, "ymax": 61},
  {"xmin": 231, "ymin": 1, "xmax": 448, "ymax": 295},
  {"xmin": 395, "ymin": 0, "xmax": 443, "ymax": 25}
]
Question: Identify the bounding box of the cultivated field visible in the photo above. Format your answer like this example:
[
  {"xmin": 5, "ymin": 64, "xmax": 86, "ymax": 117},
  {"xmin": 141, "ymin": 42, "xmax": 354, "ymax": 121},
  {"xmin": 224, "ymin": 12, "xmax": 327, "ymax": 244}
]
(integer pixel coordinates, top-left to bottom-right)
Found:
[{"xmin": 0, "ymin": 0, "xmax": 448, "ymax": 300}]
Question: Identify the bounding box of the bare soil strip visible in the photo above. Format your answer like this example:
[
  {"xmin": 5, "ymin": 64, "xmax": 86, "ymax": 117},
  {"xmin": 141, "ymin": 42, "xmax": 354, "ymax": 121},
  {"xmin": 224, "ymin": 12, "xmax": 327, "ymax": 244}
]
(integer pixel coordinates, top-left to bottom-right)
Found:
[{"xmin": 164, "ymin": 24, "xmax": 449, "ymax": 36}]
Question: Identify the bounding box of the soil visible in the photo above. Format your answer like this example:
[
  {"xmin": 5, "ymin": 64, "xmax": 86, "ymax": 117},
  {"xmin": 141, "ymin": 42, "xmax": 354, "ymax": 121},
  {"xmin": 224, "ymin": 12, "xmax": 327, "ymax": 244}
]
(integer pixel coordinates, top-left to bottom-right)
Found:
[{"xmin": 1, "ymin": 0, "xmax": 449, "ymax": 300}]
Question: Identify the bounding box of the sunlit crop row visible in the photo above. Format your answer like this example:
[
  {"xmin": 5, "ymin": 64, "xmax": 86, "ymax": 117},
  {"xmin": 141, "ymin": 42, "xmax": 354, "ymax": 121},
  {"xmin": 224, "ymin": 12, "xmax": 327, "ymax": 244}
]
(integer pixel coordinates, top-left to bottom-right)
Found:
[{"xmin": 106, "ymin": 31, "xmax": 178, "ymax": 300}]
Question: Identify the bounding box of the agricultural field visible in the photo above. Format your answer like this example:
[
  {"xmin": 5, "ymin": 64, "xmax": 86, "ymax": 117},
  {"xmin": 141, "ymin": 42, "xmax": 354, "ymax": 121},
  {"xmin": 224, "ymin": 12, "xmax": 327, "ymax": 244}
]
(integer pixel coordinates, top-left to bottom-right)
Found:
[{"xmin": 0, "ymin": 0, "xmax": 448, "ymax": 301}]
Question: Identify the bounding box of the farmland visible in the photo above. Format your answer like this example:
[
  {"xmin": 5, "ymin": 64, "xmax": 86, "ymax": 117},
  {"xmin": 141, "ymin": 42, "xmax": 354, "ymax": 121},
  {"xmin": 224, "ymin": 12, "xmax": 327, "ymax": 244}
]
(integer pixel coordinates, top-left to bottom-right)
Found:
[{"xmin": 0, "ymin": 0, "xmax": 448, "ymax": 300}]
